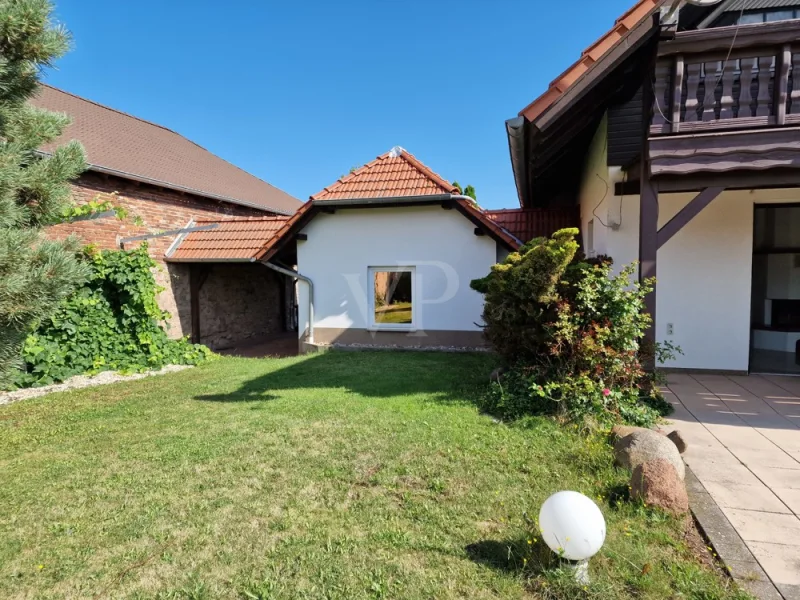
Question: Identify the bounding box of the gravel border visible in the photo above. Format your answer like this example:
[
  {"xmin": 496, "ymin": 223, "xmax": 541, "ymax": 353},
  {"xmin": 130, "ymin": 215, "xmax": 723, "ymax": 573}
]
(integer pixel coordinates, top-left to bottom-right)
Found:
[
  {"xmin": 0, "ymin": 364, "xmax": 192, "ymax": 407},
  {"xmin": 327, "ymin": 343, "xmax": 492, "ymax": 353}
]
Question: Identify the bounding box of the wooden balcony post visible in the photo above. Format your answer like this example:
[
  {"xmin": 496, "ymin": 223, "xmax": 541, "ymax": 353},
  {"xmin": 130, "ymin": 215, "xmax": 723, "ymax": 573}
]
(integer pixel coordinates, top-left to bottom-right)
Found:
[
  {"xmin": 653, "ymin": 60, "xmax": 670, "ymax": 130},
  {"xmin": 684, "ymin": 62, "xmax": 702, "ymax": 122},
  {"xmin": 740, "ymin": 57, "xmax": 755, "ymax": 118},
  {"xmin": 671, "ymin": 55, "xmax": 684, "ymax": 132},
  {"xmin": 793, "ymin": 51, "xmax": 800, "ymax": 116},
  {"xmin": 776, "ymin": 45, "xmax": 791, "ymax": 125},
  {"xmin": 756, "ymin": 55, "xmax": 773, "ymax": 118},
  {"xmin": 719, "ymin": 58, "xmax": 736, "ymax": 120}
]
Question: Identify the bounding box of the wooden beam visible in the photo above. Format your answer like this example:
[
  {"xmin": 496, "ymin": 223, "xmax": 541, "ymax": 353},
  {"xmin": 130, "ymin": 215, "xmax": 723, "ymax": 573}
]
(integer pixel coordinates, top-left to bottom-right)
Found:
[
  {"xmin": 657, "ymin": 187, "xmax": 724, "ymax": 250},
  {"xmin": 656, "ymin": 169, "xmax": 800, "ymax": 193},
  {"xmin": 640, "ymin": 49, "xmax": 658, "ymax": 351},
  {"xmin": 295, "ymin": 233, "xmax": 308, "ymax": 241},
  {"xmin": 615, "ymin": 180, "xmax": 641, "ymax": 196},
  {"xmin": 474, "ymin": 228, "xmax": 485, "ymax": 236},
  {"xmin": 658, "ymin": 20, "xmax": 800, "ymax": 56},
  {"xmin": 639, "ymin": 179, "xmax": 658, "ymax": 309}
]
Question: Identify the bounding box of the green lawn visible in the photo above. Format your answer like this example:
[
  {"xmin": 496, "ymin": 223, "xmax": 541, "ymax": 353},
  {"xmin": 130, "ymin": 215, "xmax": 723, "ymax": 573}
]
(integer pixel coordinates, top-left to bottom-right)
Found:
[{"xmin": 0, "ymin": 352, "xmax": 749, "ymax": 600}]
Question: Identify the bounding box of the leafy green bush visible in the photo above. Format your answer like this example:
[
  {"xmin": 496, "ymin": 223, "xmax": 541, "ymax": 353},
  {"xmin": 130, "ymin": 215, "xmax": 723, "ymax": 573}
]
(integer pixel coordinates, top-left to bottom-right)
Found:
[
  {"xmin": 9, "ymin": 244, "xmax": 213, "ymax": 388},
  {"xmin": 471, "ymin": 228, "xmax": 674, "ymax": 426}
]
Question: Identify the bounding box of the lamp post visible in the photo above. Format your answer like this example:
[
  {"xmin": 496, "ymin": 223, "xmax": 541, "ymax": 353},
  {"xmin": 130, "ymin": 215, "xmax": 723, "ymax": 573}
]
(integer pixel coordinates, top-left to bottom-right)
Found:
[{"xmin": 539, "ymin": 491, "xmax": 606, "ymax": 584}]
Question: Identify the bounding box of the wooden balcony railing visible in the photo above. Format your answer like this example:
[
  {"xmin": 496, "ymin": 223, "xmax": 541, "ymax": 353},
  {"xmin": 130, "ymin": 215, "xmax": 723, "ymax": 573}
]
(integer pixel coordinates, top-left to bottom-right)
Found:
[{"xmin": 651, "ymin": 24, "xmax": 800, "ymax": 135}]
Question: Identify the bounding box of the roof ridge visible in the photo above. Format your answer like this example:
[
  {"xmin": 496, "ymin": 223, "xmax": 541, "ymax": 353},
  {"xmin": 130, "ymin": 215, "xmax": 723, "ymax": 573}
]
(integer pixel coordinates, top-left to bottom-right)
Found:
[
  {"xmin": 310, "ymin": 147, "xmax": 456, "ymax": 201},
  {"xmin": 40, "ymin": 84, "xmax": 298, "ymax": 205},
  {"xmin": 40, "ymin": 84, "xmax": 183, "ymax": 136}
]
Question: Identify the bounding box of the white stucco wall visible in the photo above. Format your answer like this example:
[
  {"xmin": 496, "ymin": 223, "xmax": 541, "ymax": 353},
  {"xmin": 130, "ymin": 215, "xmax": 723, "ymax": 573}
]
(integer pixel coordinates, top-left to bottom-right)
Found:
[
  {"xmin": 578, "ymin": 118, "xmax": 800, "ymax": 371},
  {"xmin": 295, "ymin": 205, "xmax": 500, "ymax": 339}
]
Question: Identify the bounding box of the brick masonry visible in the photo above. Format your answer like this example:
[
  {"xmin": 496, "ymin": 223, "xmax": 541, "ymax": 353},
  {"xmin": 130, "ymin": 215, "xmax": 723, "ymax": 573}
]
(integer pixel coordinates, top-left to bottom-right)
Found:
[{"xmin": 45, "ymin": 171, "xmax": 288, "ymax": 348}]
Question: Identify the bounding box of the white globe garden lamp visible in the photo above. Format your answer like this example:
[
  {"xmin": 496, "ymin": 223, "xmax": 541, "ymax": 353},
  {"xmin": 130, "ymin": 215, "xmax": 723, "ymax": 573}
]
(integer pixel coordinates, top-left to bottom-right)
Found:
[{"xmin": 539, "ymin": 491, "xmax": 607, "ymax": 583}]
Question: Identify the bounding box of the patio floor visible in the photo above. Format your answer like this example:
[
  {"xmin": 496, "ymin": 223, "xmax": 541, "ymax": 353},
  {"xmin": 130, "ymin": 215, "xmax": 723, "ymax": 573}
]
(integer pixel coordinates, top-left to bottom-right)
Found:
[
  {"xmin": 217, "ymin": 332, "xmax": 299, "ymax": 358},
  {"xmin": 662, "ymin": 373, "xmax": 800, "ymax": 599}
]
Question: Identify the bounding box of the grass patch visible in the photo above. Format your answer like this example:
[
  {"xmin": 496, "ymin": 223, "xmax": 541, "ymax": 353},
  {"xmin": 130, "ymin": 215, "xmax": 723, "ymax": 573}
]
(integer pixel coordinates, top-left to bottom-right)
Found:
[{"xmin": 0, "ymin": 351, "xmax": 749, "ymax": 599}]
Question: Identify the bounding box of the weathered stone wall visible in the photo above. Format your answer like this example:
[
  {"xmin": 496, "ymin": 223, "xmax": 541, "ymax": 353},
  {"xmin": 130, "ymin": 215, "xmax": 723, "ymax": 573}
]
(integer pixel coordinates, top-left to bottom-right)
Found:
[
  {"xmin": 45, "ymin": 171, "xmax": 287, "ymax": 345},
  {"xmin": 196, "ymin": 264, "xmax": 284, "ymax": 350}
]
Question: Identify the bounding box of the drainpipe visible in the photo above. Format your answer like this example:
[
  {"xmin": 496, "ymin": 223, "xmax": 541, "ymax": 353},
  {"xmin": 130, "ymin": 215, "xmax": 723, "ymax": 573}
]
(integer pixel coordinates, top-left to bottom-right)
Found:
[{"xmin": 261, "ymin": 261, "xmax": 314, "ymax": 345}]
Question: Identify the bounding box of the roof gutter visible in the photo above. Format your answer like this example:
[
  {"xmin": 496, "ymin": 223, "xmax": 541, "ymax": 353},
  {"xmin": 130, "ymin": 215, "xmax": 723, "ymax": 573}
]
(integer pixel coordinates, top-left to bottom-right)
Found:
[
  {"xmin": 261, "ymin": 261, "xmax": 315, "ymax": 345},
  {"xmin": 310, "ymin": 194, "xmax": 453, "ymax": 207},
  {"xmin": 505, "ymin": 116, "xmax": 528, "ymax": 208},
  {"xmin": 311, "ymin": 194, "xmax": 521, "ymax": 248},
  {"xmin": 164, "ymin": 257, "xmax": 255, "ymax": 263},
  {"xmin": 35, "ymin": 150, "xmax": 295, "ymax": 216}
]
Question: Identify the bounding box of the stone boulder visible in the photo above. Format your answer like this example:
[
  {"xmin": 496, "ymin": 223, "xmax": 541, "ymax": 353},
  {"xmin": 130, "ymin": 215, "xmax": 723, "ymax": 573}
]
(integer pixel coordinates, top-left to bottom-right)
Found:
[
  {"xmin": 667, "ymin": 430, "xmax": 688, "ymax": 454},
  {"xmin": 631, "ymin": 459, "xmax": 689, "ymax": 515},
  {"xmin": 614, "ymin": 430, "xmax": 685, "ymax": 480},
  {"xmin": 610, "ymin": 424, "xmax": 653, "ymax": 441}
]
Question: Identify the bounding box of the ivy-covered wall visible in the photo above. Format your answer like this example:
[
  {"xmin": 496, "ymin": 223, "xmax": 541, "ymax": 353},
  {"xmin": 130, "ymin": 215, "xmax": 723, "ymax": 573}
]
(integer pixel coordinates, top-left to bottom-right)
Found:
[
  {"xmin": 46, "ymin": 172, "xmax": 270, "ymax": 340},
  {"xmin": 12, "ymin": 245, "xmax": 213, "ymax": 389}
]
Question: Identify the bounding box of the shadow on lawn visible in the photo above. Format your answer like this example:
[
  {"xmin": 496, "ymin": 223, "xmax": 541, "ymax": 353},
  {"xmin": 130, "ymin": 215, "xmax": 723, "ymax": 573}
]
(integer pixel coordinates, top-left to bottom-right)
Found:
[
  {"xmin": 465, "ymin": 537, "xmax": 561, "ymax": 576},
  {"xmin": 466, "ymin": 539, "xmax": 530, "ymax": 573},
  {"xmin": 194, "ymin": 350, "xmax": 497, "ymax": 404}
]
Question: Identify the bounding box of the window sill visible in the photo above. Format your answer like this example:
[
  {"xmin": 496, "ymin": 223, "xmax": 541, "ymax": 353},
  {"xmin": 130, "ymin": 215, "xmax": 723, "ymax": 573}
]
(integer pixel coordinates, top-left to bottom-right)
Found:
[{"xmin": 367, "ymin": 326, "xmax": 417, "ymax": 333}]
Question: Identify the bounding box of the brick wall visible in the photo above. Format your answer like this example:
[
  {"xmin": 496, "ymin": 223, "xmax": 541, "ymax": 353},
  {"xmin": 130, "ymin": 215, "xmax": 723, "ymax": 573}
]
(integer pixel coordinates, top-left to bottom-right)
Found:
[
  {"xmin": 196, "ymin": 264, "xmax": 285, "ymax": 349},
  {"xmin": 46, "ymin": 171, "xmax": 286, "ymax": 345}
]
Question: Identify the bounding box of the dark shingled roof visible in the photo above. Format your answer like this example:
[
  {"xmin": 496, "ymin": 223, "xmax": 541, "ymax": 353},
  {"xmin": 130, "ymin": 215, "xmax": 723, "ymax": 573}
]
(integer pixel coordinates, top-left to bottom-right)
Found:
[{"xmin": 31, "ymin": 85, "xmax": 301, "ymax": 215}]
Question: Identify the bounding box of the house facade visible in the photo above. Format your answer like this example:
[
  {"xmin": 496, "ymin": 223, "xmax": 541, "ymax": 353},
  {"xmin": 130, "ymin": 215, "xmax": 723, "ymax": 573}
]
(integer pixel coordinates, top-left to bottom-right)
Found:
[
  {"xmin": 507, "ymin": 0, "xmax": 800, "ymax": 374},
  {"xmin": 35, "ymin": 85, "xmax": 301, "ymax": 350},
  {"xmin": 253, "ymin": 147, "xmax": 523, "ymax": 350},
  {"xmin": 167, "ymin": 146, "xmax": 578, "ymax": 351}
]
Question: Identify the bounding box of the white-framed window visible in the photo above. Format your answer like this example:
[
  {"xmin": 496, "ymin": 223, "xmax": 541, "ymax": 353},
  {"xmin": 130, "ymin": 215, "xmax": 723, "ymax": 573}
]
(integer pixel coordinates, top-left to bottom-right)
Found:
[{"xmin": 368, "ymin": 266, "xmax": 416, "ymax": 331}]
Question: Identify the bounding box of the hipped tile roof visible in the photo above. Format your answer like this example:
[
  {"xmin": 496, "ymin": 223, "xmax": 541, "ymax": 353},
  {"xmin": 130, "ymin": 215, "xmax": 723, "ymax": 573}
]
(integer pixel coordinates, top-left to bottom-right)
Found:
[
  {"xmin": 519, "ymin": 0, "xmax": 662, "ymax": 122},
  {"xmin": 311, "ymin": 146, "xmax": 458, "ymax": 200},
  {"xmin": 170, "ymin": 147, "xmax": 522, "ymax": 263},
  {"xmin": 167, "ymin": 217, "xmax": 289, "ymax": 262},
  {"xmin": 31, "ymin": 85, "xmax": 301, "ymax": 214}
]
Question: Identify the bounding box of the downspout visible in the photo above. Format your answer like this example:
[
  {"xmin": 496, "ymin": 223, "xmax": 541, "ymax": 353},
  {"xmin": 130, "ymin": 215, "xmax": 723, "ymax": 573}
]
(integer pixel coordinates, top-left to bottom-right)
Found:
[{"xmin": 261, "ymin": 261, "xmax": 314, "ymax": 345}]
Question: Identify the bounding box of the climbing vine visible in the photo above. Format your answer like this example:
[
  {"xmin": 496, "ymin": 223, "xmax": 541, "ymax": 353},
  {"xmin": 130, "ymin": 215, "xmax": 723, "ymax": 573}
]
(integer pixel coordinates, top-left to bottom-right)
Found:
[{"xmin": 9, "ymin": 244, "xmax": 213, "ymax": 389}]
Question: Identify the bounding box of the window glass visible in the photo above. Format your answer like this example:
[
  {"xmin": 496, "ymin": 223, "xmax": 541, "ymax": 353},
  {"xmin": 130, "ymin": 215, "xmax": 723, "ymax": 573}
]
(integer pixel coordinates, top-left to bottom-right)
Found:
[
  {"xmin": 738, "ymin": 12, "xmax": 764, "ymax": 24},
  {"xmin": 373, "ymin": 270, "xmax": 413, "ymax": 325},
  {"xmin": 764, "ymin": 9, "xmax": 796, "ymax": 21}
]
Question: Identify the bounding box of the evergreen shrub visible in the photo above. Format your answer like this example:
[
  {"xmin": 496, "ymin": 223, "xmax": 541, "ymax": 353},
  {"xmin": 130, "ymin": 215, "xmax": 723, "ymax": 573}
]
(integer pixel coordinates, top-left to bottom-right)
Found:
[{"xmin": 471, "ymin": 228, "xmax": 675, "ymax": 426}]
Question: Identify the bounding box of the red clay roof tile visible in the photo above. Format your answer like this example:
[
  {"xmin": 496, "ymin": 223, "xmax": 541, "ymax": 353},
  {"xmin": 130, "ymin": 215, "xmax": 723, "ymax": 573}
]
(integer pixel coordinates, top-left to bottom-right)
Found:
[
  {"xmin": 311, "ymin": 146, "xmax": 457, "ymax": 200},
  {"xmin": 518, "ymin": 0, "xmax": 662, "ymax": 122},
  {"xmin": 167, "ymin": 217, "xmax": 289, "ymax": 262},
  {"xmin": 485, "ymin": 208, "xmax": 579, "ymax": 243},
  {"xmin": 177, "ymin": 148, "xmax": 526, "ymax": 263}
]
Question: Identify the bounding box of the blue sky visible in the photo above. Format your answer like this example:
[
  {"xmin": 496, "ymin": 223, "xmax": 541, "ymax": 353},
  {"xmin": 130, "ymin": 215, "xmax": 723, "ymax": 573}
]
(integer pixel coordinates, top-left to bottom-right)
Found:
[{"xmin": 46, "ymin": 0, "xmax": 634, "ymax": 210}]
